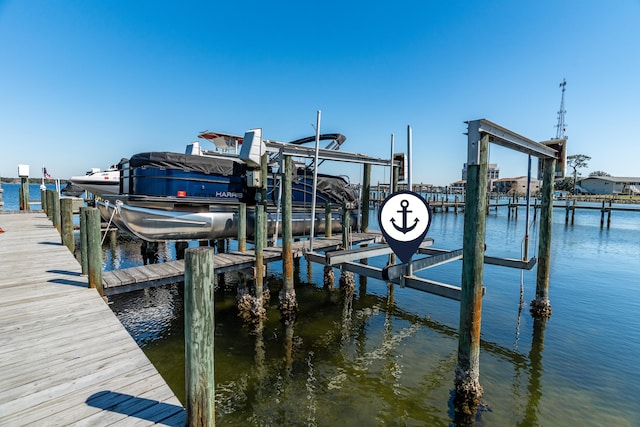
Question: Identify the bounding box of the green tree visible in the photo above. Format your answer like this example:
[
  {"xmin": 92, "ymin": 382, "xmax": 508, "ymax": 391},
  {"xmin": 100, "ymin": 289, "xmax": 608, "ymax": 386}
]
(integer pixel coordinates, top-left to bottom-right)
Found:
[
  {"xmin": 554, "ymin": 177, "xmax": 574, "ymax": 192},
  {"xmin": 589, "ymin": 170, "xmax": 611, "ymax": 177},
  {"xmin": 567, "ymin": 154, "xmax": 591, "ymax": 194}
]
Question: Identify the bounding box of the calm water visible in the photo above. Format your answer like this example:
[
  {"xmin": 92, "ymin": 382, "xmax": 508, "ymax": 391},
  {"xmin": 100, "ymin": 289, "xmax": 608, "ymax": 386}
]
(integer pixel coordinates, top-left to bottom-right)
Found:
[
  {"xmin": 0, "ymin": 183, "xmax": 54, "ymax": 210},
  {"xmin": 3, "ymin": 184, "xmax": 639, "ymax": 426}
]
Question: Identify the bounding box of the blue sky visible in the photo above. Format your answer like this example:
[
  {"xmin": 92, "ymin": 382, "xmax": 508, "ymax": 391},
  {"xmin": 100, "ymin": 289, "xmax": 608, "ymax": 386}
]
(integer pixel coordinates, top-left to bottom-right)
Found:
[{"xmin": 1, "ymin": 0, "xmax": 639, "ymax": 185}]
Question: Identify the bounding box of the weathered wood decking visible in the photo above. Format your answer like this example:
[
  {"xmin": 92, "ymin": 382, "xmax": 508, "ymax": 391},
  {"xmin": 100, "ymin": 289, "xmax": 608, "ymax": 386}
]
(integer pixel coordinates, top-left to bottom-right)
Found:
[
  {"xmin": 0, "ymin": 212, "xmax": 185, "ymax": 426},
  {"xmin": 102, "ymin": 232, "xmax": 383, "ymax": 296}
]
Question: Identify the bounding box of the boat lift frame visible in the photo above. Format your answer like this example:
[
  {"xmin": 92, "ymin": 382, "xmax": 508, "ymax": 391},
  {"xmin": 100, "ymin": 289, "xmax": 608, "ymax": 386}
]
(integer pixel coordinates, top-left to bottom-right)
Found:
[{"xmin": 301, "ymin": 120, "xmax": 552, "ymax": 302}]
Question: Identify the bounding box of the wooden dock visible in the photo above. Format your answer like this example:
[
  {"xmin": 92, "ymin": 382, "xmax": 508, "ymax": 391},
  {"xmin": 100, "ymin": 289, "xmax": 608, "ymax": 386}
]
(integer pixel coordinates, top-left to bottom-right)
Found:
[
  {"xmin": 0, "ymin": 212, "xmax": 185, "ymax": 426},
  {"xmin": 102, "ymin": 232, "xmax": 383, "ymax": 296}
]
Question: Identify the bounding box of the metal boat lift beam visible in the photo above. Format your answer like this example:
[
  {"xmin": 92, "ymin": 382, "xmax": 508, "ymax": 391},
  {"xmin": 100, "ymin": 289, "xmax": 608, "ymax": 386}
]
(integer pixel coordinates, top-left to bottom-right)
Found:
[
  {"xmin": 333, "ymin": 260, "xmax": 463, "ymax": 301},
  {"xmin": 318, "ymin": 238, "xmax": 434, "ymax": 265},
  {"xmin": 383, "ymin": 248, "xmax": 464, "ymax": 281},
  {"xmin": 265, "ymin": 141, "xmax": 393, "ymax": 166},
  {"xmin": 305, "ymin": 242, "xmax": 535, "ymax": 301},
  {"xmin": 466, "ymin": 119, "xmax": 558, "ymax": 165},
  {"xmin": 418, "ymin": 247, "xmax": 537, "ymax": 271}
]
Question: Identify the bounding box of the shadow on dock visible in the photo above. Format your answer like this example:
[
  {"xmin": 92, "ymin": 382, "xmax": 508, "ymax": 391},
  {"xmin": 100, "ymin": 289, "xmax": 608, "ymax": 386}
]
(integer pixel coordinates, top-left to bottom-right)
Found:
[
  {"xmin": 86, "ymin": 391, "xmax": 185, "ymax": 426},
  {"xmin": 46, "ymin": 269, "xmax": 87, "ymax": 287}
]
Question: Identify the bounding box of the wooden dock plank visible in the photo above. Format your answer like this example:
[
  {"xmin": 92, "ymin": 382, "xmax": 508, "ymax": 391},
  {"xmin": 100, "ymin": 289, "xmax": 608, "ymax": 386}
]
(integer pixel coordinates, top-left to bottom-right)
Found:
[
  {"xmin": 126, "ymin": 265, "xmax": 155, "ymax": 283},
  {"xmin": 101, "ymin": 232, "xmax": 384, "ymax": 295},
  {"xmin": 0, "ymin": 213, "xmax": 184, "ymax": 425},
  {"xmin": 0, "ymin": 303, "xmax": 111, "ymax": 356},
  {"xmin": 0, "ymin": 320, "xmax": 126, "ymax": 377}
]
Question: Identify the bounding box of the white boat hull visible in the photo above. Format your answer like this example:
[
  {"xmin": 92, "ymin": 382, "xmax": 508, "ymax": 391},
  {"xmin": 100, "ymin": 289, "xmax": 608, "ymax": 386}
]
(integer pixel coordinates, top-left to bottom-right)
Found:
[
  {"xmin": 70, "ymin": 169, "xmax": 120, "ymax": 196},
  {"xmin": 99, "ymin": 200, "xmax": 351, "ymax": 242}
]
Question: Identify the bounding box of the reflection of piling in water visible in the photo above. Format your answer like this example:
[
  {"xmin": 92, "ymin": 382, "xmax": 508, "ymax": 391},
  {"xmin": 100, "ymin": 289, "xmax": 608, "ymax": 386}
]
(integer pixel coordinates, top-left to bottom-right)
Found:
[
  {"xmin": 284, "ymin": 319, "xmax": 295, "ymax": 374},
  {"xmin": 339, "ymin": 270, "xmax": 355, "ymax": 294},
  {"xmin": 252, "ymin": 319, "xmax": 266, "ymax": 379},
  {"xmin": 518, "ymin": 316, "xmax": 547, "ymax": 427},
  {"xmin": 141, "ymin": 241, "xmax": 159, "ymax": 265},
  {"xmin": 175, "ymin": 241, "xmax": 188, "ymax": 260},
  {"xmin": 339, "ymin": 279, "xmax": 355, "ymax": 349}
]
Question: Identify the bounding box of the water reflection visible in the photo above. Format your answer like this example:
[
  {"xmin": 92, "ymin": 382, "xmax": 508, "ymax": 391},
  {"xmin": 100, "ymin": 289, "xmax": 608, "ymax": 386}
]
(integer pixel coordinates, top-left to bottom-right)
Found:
[
  {"xmin": 518, "ymin": 317, "xmax": 547, "ymax": 427},
  {"xmin": 109, "ymin": 266, "xmax": 552, "ymax": 426},
  {"xmin": 110, "ymin": 284, "xmax": 182, "ymax": 347},
  {"xmin": 104, "ymin": 215, "xmax": 619, "ymax": 426}
]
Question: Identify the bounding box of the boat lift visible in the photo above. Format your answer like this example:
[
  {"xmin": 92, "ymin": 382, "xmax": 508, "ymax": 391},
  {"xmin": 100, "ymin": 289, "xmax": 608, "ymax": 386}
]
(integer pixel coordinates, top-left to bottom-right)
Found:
[{"xmin": 300, "ymin": 119, "xmax": 551, "ymax": 303}]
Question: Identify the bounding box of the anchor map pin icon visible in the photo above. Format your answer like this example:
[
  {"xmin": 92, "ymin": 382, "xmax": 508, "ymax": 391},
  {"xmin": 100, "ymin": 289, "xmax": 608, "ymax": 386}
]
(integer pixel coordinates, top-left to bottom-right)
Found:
[{"xmin": 378, "ymin": 190, "xmax": 432, "ymax": 264}]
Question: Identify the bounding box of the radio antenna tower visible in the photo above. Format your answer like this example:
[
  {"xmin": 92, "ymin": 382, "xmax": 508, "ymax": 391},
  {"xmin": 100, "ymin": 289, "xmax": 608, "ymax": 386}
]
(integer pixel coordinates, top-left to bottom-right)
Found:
[{"xmin": 555, "ymin": 78, "xmax": 567, "ymax": 139}]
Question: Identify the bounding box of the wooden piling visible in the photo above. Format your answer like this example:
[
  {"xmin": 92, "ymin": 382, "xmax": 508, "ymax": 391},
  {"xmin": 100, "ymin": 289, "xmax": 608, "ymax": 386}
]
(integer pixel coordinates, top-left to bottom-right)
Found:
[
  {"xmin": 254, "ymin": 203, "xmax": 265, "ymax": 295},
  {"xmin": 19, "ymin": 177, "xmax": 29, "ymax": 211},
  {"xmin": 280, "ymin": 156, "xmax": 297, "ymax": 318},
  {"xmin": 86, "ymin": 207, "xmax": 103, "ymax": 295},
  {"xmin": 388, "ymin": 162, "xmax": 399, "ymax": 266},
  {"xmin": 607, "ymin": 200, "xmax": 612, "ymax": 228},
  {"xmin": 324, "ymin": 203, "xmax": 332, "ymax": 238},
  {"xmin": 184, "ymin": 247, "xmax": 215, "ymax": 427},
  {"xmin": 342, "ymin": 206, "xmax": 350, "ymax": 249},
  {"xmin": 361, "ymin": 163, "xmax": 371, "ymax": 232},
  {"xmin": 281, "ymin": 156, "xmax": 294, "ymax": 291},
  {"xmin": 600, "ymin": 201, "xmax": 605, "ymax": 228},
  {"xmin": 455, "ymin": 134, "xmax": 488, "ymax": 412},
  {"xmin": 79, "ymin": 207, "xmax": 88, "ymax": 275},
  {"xmin": 51, "ymin": 191, "xmax": 61, "ymax": 232},
  {"xmin": 254, "ymin": 153, "xmax": 269, "ymax": 298},
  {"xmin": 41, "ymin": 188, "xmax": 47, "ymax": 214},
  {"xmin": 46, "ymin": 190, "xmax": 54, "ymax": 220},
  {"xmin": 60, "ymin": 198, "xmax": 75, "ymax": 253},
  {"xmin": 531, "ymin": 157, "xmax": 555, "ymax": 318},
  {"xmin": 238, "ymin": 203, "xmax": 246, "ymax": 252}
]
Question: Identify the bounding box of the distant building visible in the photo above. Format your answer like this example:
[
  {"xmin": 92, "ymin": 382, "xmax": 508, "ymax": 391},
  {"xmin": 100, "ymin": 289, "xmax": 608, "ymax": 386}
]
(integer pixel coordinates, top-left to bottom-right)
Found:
[
  {"xmin": 450, "ymin": 180, "xmax": 466, "ymax": 193},
  {"xmin": 461, "ymin": 163, "xmax": 499, "ymax": 181},
  {"xmin": 578, "ymin": 176, "xmax": 640, "ymax": 195},
  {"xmin": 450, "ymin": 177, "xmax": 538, "ymax": 194},
  {"xmin": 455, "ymin": 165, "xmax": 540, "ymax": 194},
  {"xmin": 491, "ymin": 176, "xmax": 541, "ymax": 195}
]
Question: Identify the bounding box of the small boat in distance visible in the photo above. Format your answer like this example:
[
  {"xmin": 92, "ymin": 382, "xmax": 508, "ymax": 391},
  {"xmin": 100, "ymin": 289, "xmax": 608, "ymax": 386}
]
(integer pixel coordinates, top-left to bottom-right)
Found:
[
  {"xmin": 69, "ymin": 165, "xmax": 120, "ymax": 196},
  {"xmin": 60, "ymin": 182, "xmax": 86, "ymax": 197}
]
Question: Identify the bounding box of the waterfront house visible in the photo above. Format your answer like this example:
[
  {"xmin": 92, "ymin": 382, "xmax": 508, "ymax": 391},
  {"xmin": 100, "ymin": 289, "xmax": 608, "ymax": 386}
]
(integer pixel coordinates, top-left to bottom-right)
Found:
[
  {"xmin": 491, "ymin": 176, "xmax": 541, "ymax": 195},
  {"xmin": 578, "ymin": 176, "xmax": 640, "ymax": 195}
]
